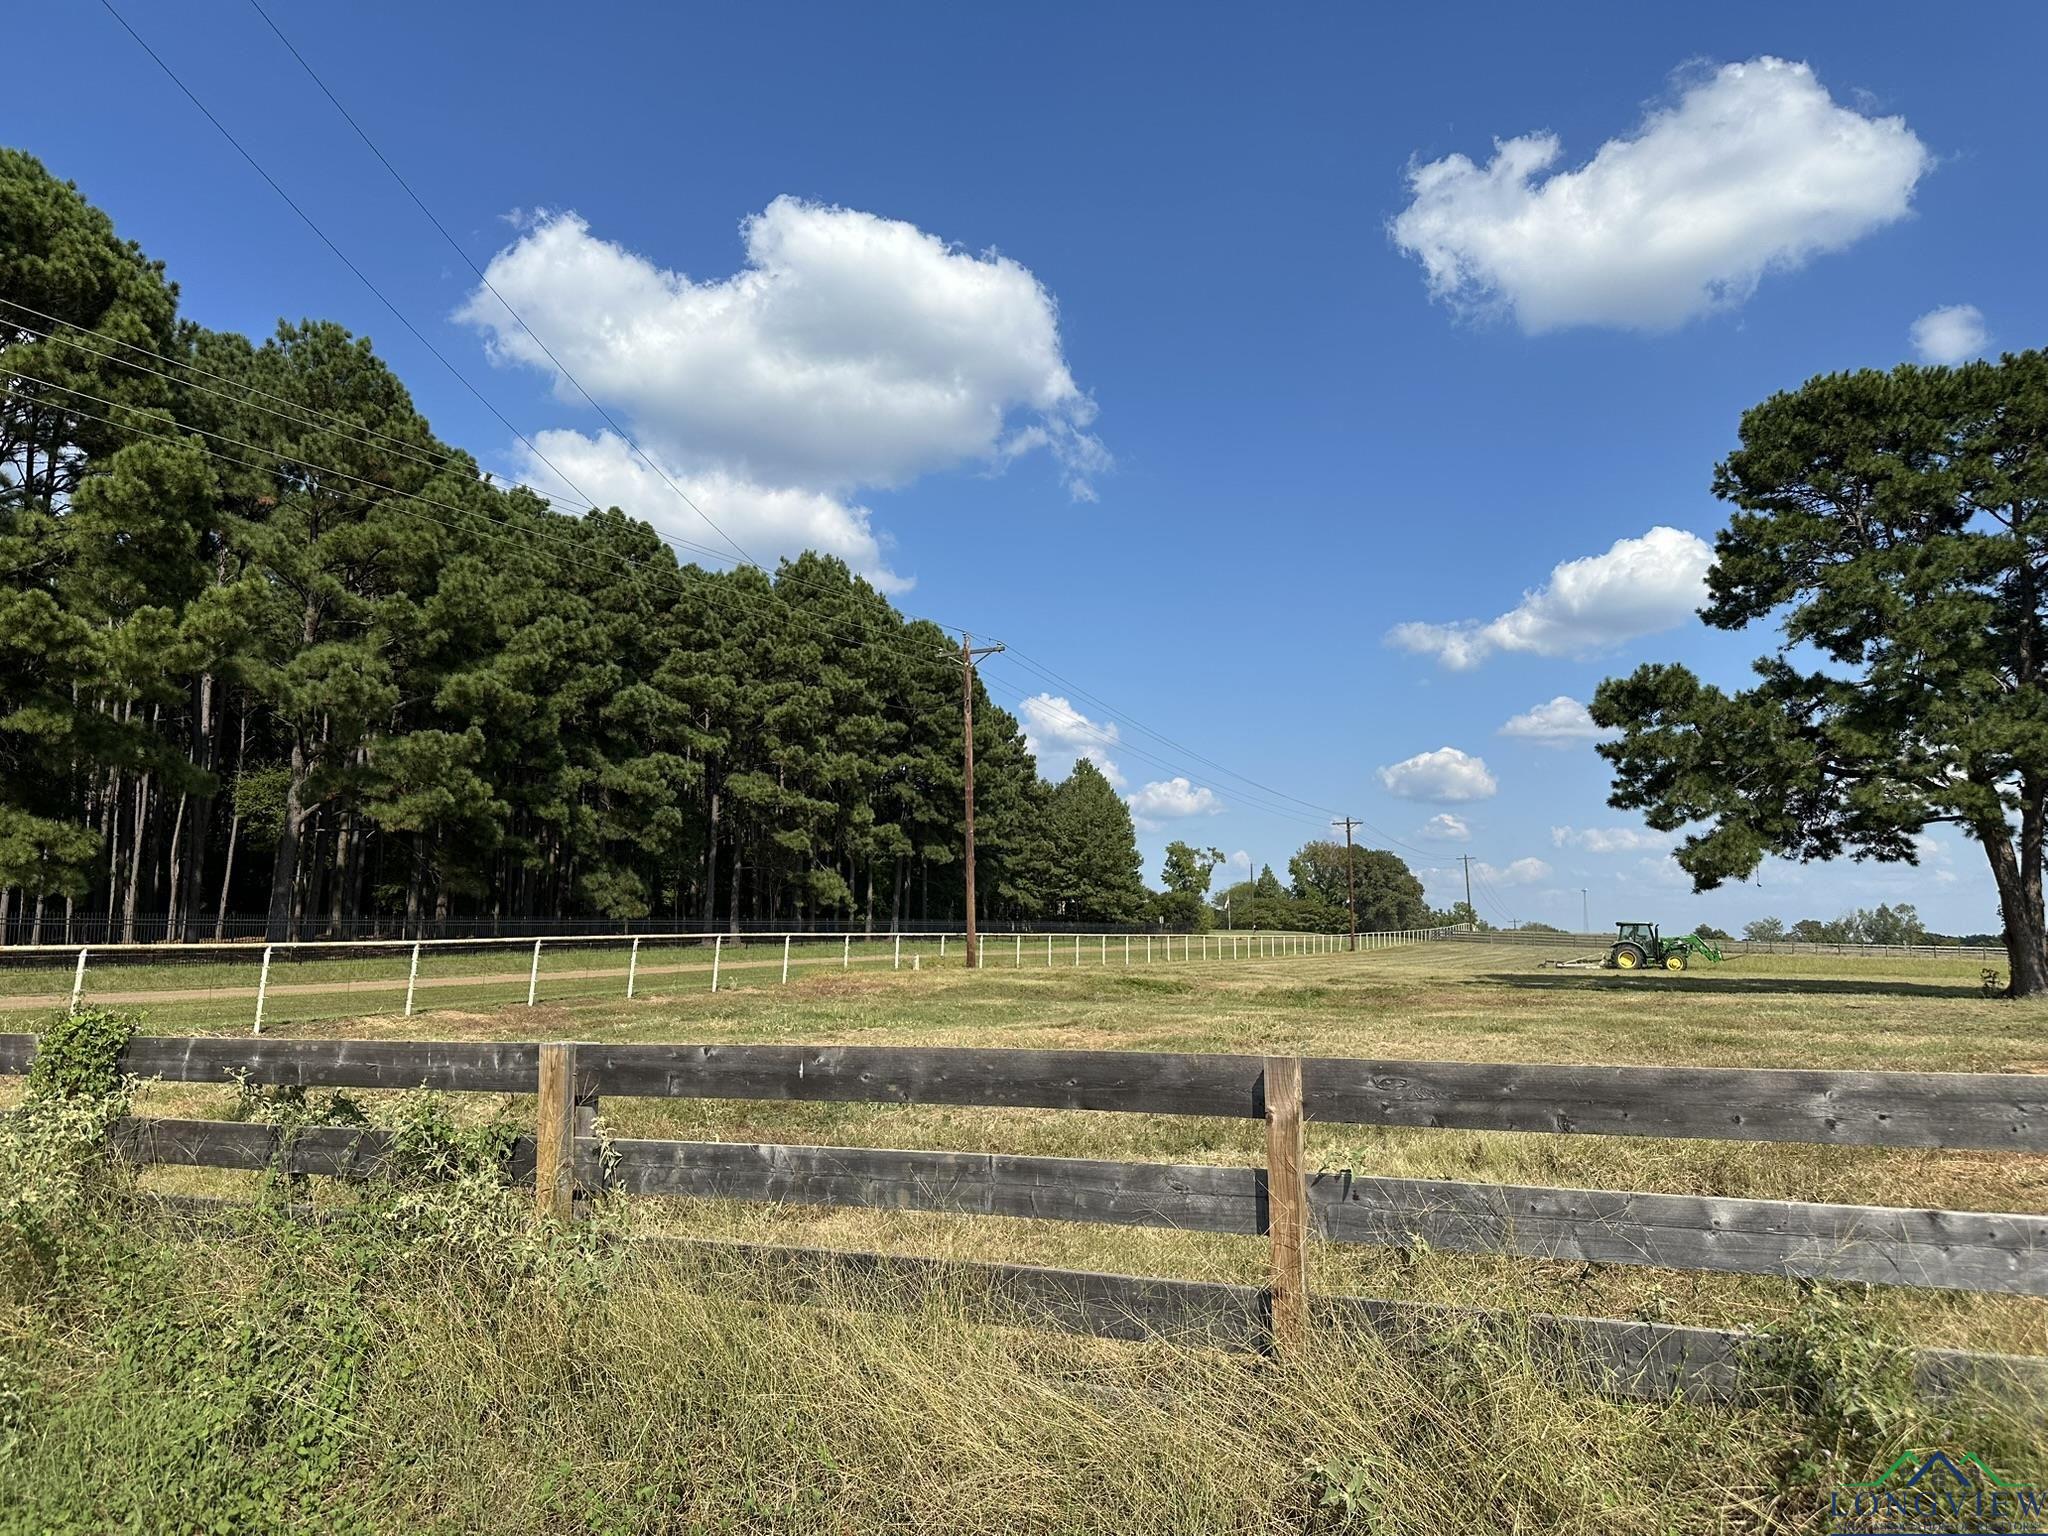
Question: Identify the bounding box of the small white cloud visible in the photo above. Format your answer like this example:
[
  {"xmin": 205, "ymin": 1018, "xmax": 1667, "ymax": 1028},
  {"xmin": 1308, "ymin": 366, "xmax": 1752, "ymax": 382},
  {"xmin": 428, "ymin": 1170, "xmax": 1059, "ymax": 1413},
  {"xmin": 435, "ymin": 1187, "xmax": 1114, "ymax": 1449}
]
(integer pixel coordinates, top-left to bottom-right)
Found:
[
  {"xmin": 1019, "ymin": 693, "xmax": 1123, "ymax": 788},
  {"xmin": 1391, "ymin": 57, "xmax": 1931, "ymax": 332},
  {"xmin": 1552, "ymin": 824, "xmax": 1677, "ymax": 854},
  {"xmin": 1492, "ymin": 857, "xmax": 1553, "ymax": 887},
  {"xmin": 1378, "ymin": 747, "xmax": 1498, "ymax": 803},
  {"xmin": 1127, "ymin": 777, "xmax": 1224, "ymax": 829},
  {"xmin": 1909, "ymin": 304, "xmax": 1987, "ymax": 365},
  {"xmin": 1389, "ymin": 526, "xmax": 1712, "ymax": 670},
  {"xmin": 1420, "ymin": 813, "xmax": 1471, "ymax": 842},
  {"xmin": 1500, "ymin": 696, "xmax": 1617, "ymax": 748}
]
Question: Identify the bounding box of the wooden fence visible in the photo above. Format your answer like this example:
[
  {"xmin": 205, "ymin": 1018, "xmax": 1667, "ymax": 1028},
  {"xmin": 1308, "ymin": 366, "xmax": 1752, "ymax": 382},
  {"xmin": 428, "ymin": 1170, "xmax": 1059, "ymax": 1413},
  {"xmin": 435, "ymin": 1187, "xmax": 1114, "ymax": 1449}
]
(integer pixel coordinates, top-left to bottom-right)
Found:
[{"xmin": 4, "ymin": 1032, "xmax": 2044, "ymax": 1404}]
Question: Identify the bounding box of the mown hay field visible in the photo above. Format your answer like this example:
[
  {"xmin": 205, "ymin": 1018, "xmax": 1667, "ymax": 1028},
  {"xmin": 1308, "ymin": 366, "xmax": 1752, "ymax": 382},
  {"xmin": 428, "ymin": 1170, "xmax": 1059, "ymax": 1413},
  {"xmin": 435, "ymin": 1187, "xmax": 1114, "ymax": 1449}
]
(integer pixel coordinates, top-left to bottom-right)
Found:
[{"xmin": 6, "ymin": 938, "xmax": 2044, "ymax": 1535}]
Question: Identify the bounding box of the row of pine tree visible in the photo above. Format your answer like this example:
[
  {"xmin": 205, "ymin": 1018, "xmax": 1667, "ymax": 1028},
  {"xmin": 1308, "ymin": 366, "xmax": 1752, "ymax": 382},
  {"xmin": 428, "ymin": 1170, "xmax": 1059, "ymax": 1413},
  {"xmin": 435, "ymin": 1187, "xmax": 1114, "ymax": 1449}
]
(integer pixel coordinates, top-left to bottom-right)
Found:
[{"xmin": 3, "ymin": 149, "xmax": 1172, "ymax": 942}]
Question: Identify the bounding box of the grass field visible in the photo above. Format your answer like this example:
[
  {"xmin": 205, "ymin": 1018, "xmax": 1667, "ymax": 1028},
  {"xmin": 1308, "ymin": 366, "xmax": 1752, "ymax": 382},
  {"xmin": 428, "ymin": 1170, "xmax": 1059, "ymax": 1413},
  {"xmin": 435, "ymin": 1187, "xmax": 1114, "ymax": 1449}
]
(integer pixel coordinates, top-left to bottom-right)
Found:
[
  {"xmin": 5, "ymin": 937, "xmax": 2044, "ymax": 1534},
  {"xmin": 123, "ymin": 939, "xmax": 2048, "ymax": 1354}
]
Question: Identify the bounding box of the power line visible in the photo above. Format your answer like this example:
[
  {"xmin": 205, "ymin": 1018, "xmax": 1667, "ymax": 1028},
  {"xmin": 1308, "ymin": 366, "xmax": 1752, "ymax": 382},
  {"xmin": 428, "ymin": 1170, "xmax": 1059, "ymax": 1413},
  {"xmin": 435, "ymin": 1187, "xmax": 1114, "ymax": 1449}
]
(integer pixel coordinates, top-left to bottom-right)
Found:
[
  {"xmin": 243, "ymin": 0, "xmax": 756, "ymax": 572},
  {"xmin": 94, "ymin": 0, "xmax": 606, "ymax": 518},
  {"xmin": 3, "ymin": 377, "xmax": 969, "ymax": 674},
  {"xmin": 19, "ymin": 348, "xmax": 1361, "ymax": 836},
  {"xmin": 87, "ymin": 0, "xmax": 1359, "ymax": 844},
  {"xmin": 216, "ymin": 2, "xmax": 1371, "ymax": 837},
  {"xmin": 0, "ymin": 297, "xmax": 977, "ymax": 636}
]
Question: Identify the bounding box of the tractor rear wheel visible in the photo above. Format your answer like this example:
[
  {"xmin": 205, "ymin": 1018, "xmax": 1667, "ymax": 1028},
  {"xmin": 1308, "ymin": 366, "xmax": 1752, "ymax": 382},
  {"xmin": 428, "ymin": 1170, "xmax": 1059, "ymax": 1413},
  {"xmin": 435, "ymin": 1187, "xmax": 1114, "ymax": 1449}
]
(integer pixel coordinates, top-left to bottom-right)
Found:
[{"xmin": 1611, "ymin": 944, "xmax": 1646, "ymax": 970}]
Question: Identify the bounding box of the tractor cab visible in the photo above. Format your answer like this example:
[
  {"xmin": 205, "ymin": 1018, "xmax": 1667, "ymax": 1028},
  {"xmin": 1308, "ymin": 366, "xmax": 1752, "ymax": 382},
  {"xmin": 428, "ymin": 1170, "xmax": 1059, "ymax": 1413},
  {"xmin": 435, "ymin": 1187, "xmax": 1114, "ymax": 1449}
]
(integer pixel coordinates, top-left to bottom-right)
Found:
[{"xmin": 1609, "ymin": 921, "xmax": 1680, "ymax": 971}]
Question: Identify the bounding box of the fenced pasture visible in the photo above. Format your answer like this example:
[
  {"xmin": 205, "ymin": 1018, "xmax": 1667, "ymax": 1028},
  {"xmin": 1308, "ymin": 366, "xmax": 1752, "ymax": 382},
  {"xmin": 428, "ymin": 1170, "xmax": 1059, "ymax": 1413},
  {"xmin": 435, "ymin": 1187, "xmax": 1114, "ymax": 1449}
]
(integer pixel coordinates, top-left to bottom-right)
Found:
[
  {"xmin": 8, "ymin": 935, "xmax": 2046, "ymax": 1533},
  {"xmin": 0, "ymin": 925, "xmax": 1447, "ymax": 1034},
  {"xmin": 18, "ymin": 937, "xmax": 2046, "ymax": 1374}
]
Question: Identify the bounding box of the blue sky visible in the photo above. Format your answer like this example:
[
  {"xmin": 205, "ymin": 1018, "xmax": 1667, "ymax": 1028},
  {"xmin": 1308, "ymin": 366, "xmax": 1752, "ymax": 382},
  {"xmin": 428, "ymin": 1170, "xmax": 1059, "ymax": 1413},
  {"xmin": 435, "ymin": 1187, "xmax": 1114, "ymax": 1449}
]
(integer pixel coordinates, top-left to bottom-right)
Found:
[{"xmin": 12, "ymin": 2, "xmax": 2046, "ymax": 933}]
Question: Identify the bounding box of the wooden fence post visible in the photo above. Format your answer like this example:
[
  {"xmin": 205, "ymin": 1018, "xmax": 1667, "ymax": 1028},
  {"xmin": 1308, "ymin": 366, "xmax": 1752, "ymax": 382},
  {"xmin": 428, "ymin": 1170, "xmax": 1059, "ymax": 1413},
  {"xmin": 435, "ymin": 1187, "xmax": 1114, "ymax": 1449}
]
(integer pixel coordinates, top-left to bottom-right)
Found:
[
  {"xmin": 843, "ymin": 934, "xmax": 851, "ymax": 969},
  {"xmin": 782, "ymin": 934, "xmax": 791, "ymax": 984},
  {"xmin": 1263, "ymin": 1055, "xmax": 1309, "ymax": 1353},
  {"xmin": 626, "ymin": 936, "xmax": 641, "ymax": 999},
  {"xmin": 404, "ymin": 941, "xmax": 421, "ymax": 1016},
  {"xmin": 70, "ymin": 947, "xmax": 88, "ymax": 1012},
  {"xmin": 535, "ymin": 1041, "xmax": 581, "ymax": 1223},
  {"xmin": 527, "ymin": 939, "xmax": 543, "ymax": 1007},
  {"xmin": 712, "ymin": 935, "xmax": 723, "ymax": 992}
]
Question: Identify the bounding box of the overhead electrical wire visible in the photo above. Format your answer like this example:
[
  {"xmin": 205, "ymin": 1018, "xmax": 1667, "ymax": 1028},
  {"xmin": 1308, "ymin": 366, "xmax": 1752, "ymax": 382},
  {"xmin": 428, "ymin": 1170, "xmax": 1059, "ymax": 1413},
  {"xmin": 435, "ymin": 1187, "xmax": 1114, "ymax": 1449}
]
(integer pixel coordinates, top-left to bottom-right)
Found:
[
  {"xmin": 11, "ymin": 352, "xmax": 1379, "ymax": 841},
  {"xmin": 243, "ymin": 0, "xmax": 757, "ymax": 572},
  {"xmin": 85, "ymin": 0, "xmax": 1368, "ymax": 845},
  {"xmin": 93, "ymin": 0, "xmax": 609, "ymax": 523}
]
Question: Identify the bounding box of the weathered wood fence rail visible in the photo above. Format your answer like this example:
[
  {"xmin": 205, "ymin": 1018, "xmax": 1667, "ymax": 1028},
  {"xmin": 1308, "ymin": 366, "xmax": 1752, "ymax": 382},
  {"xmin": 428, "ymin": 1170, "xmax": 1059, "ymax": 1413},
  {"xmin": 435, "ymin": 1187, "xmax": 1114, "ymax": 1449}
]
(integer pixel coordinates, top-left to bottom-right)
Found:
[{"xmin": 5, "ymin": 1033, "xmax": 2045, "ymax": 1401}]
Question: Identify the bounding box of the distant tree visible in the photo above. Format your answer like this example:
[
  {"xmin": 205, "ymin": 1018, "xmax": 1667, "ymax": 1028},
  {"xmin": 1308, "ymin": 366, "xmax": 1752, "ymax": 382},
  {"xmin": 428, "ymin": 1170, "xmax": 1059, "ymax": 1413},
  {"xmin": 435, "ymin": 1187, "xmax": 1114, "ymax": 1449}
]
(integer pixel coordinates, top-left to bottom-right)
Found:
[
  {"xmin": 1742, "ymin": 917, "xmax": 1787, "ymax": 942},
  {"xmin": 1154, "ymin": 841, "xmax": 1225, "ymax": 930},
  {"xmin": 1287, "ymin": 841, "xmax": 1430, "ymax": 931},
  {"xmin": 1518, "ymin": 920, "xmax": 1566, "ymax": 933},
  {"xmin": 1431, "ymin": 900, "xmax": 1485, "ymax": 931},
  {"xmin": 1694, "ymin": 923, "xmax": 1732, "ymax": 941},
  {"xmin": 1856, "ymin": 902, "xmax": 1927, "ymax": 946},
  {"xmin": 1043, "ymin": 759, "xmax": 1148, "ymax": 923},
  {"xmin": 1591, "ymin": 353, "xmax": 2048, "ymax": 994}
]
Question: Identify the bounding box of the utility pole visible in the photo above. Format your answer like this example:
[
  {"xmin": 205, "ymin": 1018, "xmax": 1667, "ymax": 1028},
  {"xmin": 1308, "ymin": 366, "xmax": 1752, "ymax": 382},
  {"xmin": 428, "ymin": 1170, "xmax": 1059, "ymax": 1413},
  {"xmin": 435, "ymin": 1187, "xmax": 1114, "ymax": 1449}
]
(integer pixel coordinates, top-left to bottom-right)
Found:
[
  {"xmin": 958, "ymin": 631, "xmax": 1005, "ymax": 969},
  {"xmin": 1333, "ymin": 817, "xmax": 1361, "ymax": 951},
  {"xmin": 1456, "ymin": 854, "xmax": 1474, "ymax": 925}
]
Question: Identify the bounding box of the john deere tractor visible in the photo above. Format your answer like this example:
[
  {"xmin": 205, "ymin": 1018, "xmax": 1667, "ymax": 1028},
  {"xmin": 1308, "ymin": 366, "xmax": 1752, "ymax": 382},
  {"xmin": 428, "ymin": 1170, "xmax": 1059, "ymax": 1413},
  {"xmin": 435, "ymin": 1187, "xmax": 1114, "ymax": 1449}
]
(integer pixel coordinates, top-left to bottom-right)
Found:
[{"xmin": 1606, "ymin": 921, "xmax": 1723, "ymax": 971}]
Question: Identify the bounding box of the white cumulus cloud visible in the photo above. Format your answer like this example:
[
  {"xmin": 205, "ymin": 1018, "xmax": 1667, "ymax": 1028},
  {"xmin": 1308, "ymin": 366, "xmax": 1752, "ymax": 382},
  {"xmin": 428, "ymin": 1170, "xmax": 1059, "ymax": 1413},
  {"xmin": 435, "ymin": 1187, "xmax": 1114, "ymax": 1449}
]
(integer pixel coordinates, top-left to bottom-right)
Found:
[
  {"xmin": 1127, "ymin": 777, "xmax": 1225, "ymax": 830},
  {"xmin": 1019, "ymin": 693, "xmax": 1124, "ymax": 788},
  {"xmin": 1490, "ymin": 857, "xmax": 1553, "ymax": 886},
  {"xmin": 1391, "ymin": 57, "xmax": 1931, "ymax": 332},
  {"xmin": 460, "ymin": 198, "xmax": 1106, "ymax": 585},
  {"xmin": 1419, "ymin": 813, "xmax": 1471, "ymax": 842},
  {"xmin": 1500, "ymin": 696, "xmax": 1617, "ymax": 748},
  {"xmin": 513, "ymin": 430, "xmax": 909, "ymax": 590},
  {"xmin": 1910, "ymin": 304, "xmax": 1988, "ymax": 365},
  {"xmin": 1378, "ymin": 748, "xmax": 1498, "ymax": 803},
  {"xmin": 1389, "ymin": 526, "xmax": 1712, "ymax": 670},
  {"xmin": 1552, "ymin": 824, "xmax": 1677, "ymax": 854}
]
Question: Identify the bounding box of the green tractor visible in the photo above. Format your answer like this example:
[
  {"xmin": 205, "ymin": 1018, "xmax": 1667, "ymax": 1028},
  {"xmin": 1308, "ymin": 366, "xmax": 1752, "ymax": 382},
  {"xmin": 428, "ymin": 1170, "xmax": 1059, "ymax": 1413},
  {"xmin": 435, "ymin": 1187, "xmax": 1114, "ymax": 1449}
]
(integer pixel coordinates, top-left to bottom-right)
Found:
[{"xmin": 1606, "ymin": 921, "xmax": 1723, "ymax": 972}]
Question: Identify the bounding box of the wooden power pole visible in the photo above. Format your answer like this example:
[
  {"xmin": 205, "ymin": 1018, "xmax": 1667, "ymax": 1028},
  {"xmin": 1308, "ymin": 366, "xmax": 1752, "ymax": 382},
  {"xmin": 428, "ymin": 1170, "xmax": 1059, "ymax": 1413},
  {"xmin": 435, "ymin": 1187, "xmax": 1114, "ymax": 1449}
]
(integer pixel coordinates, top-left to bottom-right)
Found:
[
  {"xmin": 1333, "ymin": 816, "xmax": 1361, "ymax": 951},
  {"xmin": 959, "ymin": 632, "xmax": 1005, "ymax": 969}
]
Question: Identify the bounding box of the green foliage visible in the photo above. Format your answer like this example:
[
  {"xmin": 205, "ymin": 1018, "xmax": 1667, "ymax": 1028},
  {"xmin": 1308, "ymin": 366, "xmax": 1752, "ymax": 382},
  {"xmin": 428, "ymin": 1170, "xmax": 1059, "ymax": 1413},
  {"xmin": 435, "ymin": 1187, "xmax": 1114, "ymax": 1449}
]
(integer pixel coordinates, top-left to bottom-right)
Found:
[
  {"xmin": 1, "ymin": 153, "xmax": 1110, "ymax": 941},
  {"xmin": 1591, "ymin": 351, "xmax": 2048, "ymax": 991},
  {"xmin": 1747, "ymin": 1289, "xmax": 1917, "ymax": 1489},
  {"xmin": 24, "ymin": 1003, "xmax": 136, "ymax": 1102},
  {"xmin": 0, "ymin": 1006, "xmax": 137, "ymax": 1286},
  {"xmin": 1039, "ymin": 759, "xmax": 1148, "ymax": 923}
]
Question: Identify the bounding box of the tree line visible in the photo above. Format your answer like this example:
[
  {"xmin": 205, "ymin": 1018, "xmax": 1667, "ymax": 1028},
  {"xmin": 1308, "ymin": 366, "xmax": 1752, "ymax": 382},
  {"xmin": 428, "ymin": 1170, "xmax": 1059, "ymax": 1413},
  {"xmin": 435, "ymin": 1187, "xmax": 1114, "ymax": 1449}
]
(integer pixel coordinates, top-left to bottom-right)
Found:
[
  {"xmin": 1734, "ymin": 905, "xmax": 1999, "ymax": 948},
  {"xmin": 1, "ymin": 151, "xmax": 1442, "ymax": 945}
]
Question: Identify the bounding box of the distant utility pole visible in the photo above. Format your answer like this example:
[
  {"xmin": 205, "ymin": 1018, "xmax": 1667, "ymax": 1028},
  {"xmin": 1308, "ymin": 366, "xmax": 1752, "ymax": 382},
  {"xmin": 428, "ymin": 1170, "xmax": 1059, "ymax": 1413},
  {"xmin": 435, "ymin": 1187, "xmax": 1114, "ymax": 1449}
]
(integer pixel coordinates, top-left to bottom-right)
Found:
[
  {"xmin": 1333, "ymin": 817, "xmax": 1361, "ymax": 951},
  {"xmin": 1456, "ymin": 855, "xmax": 1475, "ymax": 924},
  {"xmin": 1580, "ymin": 888, "xmax": 1590, "ymax": 933},
  {"xmin": 958, "ymin": 631, "xmax": 1005, "ymax": 969}
]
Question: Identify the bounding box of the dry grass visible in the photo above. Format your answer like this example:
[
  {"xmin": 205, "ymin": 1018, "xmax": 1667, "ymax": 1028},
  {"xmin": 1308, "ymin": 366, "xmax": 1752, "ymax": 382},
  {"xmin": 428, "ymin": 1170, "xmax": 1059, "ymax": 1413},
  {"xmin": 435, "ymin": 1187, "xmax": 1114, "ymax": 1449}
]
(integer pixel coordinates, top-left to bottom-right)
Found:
[
  {"xmin": 114, "ymin": 940, "xmax": 2048, "ymax": 1357},
  {"xmin": 8, "ymin": 940, "xmax": 2047, "ymax": 1533}
]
